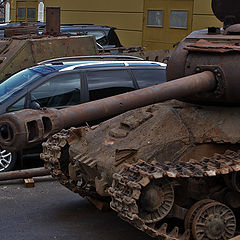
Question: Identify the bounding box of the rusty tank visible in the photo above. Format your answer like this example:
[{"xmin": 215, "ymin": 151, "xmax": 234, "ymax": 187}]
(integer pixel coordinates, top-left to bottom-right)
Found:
[
  {"xmin": 1, "ymin": 0, "xmax": 240, "ymax": 239},
  {"xmin": 0, "ymin": 7, "xmax": 98, "ymax": 83}
]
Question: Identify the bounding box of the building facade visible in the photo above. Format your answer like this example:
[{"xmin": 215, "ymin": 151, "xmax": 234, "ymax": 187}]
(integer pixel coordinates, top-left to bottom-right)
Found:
[{"xmin": 6, "ymin": 0, "xmax": 222, "ymax": 49}]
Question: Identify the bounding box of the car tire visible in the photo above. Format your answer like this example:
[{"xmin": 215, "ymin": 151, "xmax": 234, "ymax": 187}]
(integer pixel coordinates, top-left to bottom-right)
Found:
[{"xmin": 0, "ymin": 148, "xmax": 17, "ymax": 172}]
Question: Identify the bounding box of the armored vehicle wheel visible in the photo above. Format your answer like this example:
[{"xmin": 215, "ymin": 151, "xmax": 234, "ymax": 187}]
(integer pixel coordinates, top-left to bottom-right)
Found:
[
  {"xmin": 184, "ymin": 199, "xmax": 214, "ymax": 232},
  {"xmin": 191, "ymin": 201, "xmax": 236, "ymax": 240},
  {"xmin": 138, "ymin": 179, "xmax": 174, "ymax": 223}
]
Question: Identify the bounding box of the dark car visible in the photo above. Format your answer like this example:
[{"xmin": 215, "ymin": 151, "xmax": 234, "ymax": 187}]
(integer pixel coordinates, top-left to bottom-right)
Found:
[
  {"xmin": 59, "ymin": 24, "xmax": 122, "ymax": 48},
  {"xmin": 0, "ymin": 56, "xmax": 166, "ymax": 172},
  {"xmin": 0, "ymin": 23, "xmax": 122, "ymax": 49}
]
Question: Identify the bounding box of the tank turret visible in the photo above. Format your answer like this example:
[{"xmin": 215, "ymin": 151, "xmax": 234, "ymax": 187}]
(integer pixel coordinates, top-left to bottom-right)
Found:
[
  {"xmin": 1, "ymin": 1, "xmax": 240, "ymax": 239},
  {"xmin": 167, "ymin": 0, "xmax": 240, "ymax": 105}
]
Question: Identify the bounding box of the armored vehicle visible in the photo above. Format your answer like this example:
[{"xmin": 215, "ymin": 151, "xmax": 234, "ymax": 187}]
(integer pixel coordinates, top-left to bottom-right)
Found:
[
  {"xmin": 0, "ymin": 7, "xmax": 98, "ymax": 83},
  {"xmin": 0, "ymin": 26, "xmax": 97, "ymax": 83},
  {"xmin": 1, "ymin": 0, "xmax": 240, "ymax": 239}
]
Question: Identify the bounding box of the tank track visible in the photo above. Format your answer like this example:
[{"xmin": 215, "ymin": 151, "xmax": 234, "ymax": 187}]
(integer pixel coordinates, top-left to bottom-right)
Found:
[
  {"xmin": 41, "ymin": 129, "xmax": 240, "ymax": 239},
  {"xmin": 109, "ymin": 151, "xmax": 240, "ymax": 240},
  {"xmin": 41, "ymin": 129, "xmax": 100, "ymax": 199}
]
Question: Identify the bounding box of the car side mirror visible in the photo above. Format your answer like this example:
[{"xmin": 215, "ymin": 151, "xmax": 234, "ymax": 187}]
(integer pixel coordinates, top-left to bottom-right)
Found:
[{"xmin": 30, "ymin": 101, "xmax": 41, "ymax": 110}]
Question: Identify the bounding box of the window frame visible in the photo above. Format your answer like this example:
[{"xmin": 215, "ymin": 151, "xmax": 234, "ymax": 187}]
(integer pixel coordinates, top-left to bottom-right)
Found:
[
  {"xmin": 27, "ymin": 7, "xmax": 36, "ymax": 20},
  {"xmin": 17, "ymin": 7, "xmax": 26, "ymax": 20},
  {"xmin": 169, "ymin": 10, "xmax": 189, "ymax": 30},
  {"xmin": 146, "ymin": 9, "xmax": 164, "ymax": 28}
]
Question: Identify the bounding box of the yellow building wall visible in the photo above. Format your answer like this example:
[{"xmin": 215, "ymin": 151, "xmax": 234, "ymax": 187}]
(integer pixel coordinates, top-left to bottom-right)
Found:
[
  {"xmin": 44, "ymin": 0, "xmax": 144, "ymax": 46},
  {"xmin": 45, "ymin": 0, "xmax": 143, "ymax": 12},
  {"xmin": 10, "ymin": 0, "xmax": 40, "ymax": 22},
  {"xmin": 10, "ymin": 0, "xmax": 223, "ymax": 49},
  {"xmin": 142, "ymin": 0, "xmax": 194, "ymax": 50},
  {"xmin": 10, "ymin": 0, "xmax": 16, "ymax": 21}
]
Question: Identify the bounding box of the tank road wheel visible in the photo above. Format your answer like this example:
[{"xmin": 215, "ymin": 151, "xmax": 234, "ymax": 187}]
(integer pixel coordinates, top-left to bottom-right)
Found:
[
  {"xmin": 184, "ymin": 199, "xmax": 214, "ymax": 232},
  {"xmin": 192, "ymin": 201, "xmax": 236, "ymax": 240},
  {"xmin": 138, "ymin": 179, "xmax": 174, "ymax": 223}
]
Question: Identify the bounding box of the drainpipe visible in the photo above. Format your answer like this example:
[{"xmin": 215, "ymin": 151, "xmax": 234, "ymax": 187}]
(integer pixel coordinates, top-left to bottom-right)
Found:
[
  {"xmin": 5, "ymin": 0, "xmax": 10, "ymax": 23},
  {"xmin": 38, "ymin": 1, "xmax": 44, "ymax": 22}
]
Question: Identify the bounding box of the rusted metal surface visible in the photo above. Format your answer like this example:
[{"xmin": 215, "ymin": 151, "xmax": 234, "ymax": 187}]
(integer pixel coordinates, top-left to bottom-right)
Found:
[
  {"xmin": 167, "ymin": 28, "xmax": 240, "ymax": 105},
  {"xmin": 40, "ymin": 100, "xmax": 240, "ymax": 239},
  {"xmin": 224, "ymin": 24, "xmax": 240, "ymax": 35},
  {"xmin": 184, "ymin": 199, "xmax": 215, "ymax": 235},
  {"xmin": 42, "ymin": 129, "xmax": 104, "ymax": 200},
  {"xmin": 2, "ymin": 1, "xmax": 240, "ymax": 239},
  {"xmin": 231, "ymin": 236, "xmax": 240, "ymax": 240},
  {"xmin": 4, "ymin": 23, "xmax": 38, "ymax": 38},
  {"xmin": 0, "ymin": 71, "xmax": 216, "ymax": 152},
  {"xmin": 0, "ymin": 35, "xmax": 98, "ymax": 82},
  {"xmin": 0, "ymin": 167, "xmax": 49, "ymax": 181},
  {"xmin": 185, "ymin": 39, "xmax": 240, "ymax": 53},
  {"xmin": 70, "ymin": 101, "xmax": 240, "ymax": 238},
  {"xmin": 0, "ymin": 5, "xmax": 99, "ymax": 82},
  {"xmin": 191, "ymin": 201, "xmax": 236, "ymax": 240},
  {"xmin": 46, "ymin": 7, "xmax": 60, "ymax": 36},
  {"xmin": 110, "ymin": 158, "xmax": 238, "ymax": 239},
  {"xmin": 144, "ymin": 49, "xmax": 174, "ymax": 63}
]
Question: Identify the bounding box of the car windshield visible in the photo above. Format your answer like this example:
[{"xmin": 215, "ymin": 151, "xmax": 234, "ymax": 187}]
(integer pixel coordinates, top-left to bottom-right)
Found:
[{"xmin": 0, "ymin": 69, "xmax": 42, "ymax": 105}]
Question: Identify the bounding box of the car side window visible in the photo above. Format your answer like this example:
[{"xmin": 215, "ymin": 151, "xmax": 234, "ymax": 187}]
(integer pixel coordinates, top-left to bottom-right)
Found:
[
  {"xmin": 86, "ymin": 70, "xmax": 135, "ymax": 101},
  {"xmin": 7, "ymin": 97, "xmax": 25, "ymax": 112},
  {"xmin": 31, "ymin": 73, "xmax": 81, "ymax": 108},
  {"xmin": 132, "ymin": 69, "xmax": 166, "ymax": 88}
]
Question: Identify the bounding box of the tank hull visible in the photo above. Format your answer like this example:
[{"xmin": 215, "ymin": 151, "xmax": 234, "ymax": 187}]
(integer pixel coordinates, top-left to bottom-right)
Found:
[
  {"xmin": 0, "ymin": 35, "xmax": 98, "ymax": 83},
  {"xmin": 42, "ymin": 100, "xmax": 240, "ymax": 239}
]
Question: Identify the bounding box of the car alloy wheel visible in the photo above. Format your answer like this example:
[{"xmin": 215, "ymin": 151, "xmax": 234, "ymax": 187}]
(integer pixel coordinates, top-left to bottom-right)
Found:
[{"xmin": 0, "ymin": 148, "xmax": 16, "ymax": 172}]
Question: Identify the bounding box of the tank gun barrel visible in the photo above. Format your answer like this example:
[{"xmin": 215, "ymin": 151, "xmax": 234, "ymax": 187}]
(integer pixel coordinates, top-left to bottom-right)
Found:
[{"xmin": 0, "ymin": 71, "xmax": 216, "ymax": 152}]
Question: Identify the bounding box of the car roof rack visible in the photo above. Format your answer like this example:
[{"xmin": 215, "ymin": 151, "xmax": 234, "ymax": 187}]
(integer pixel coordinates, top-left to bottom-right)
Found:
[{"xmin": 38, "ymin": 55, "xmax": 144, "ymax": 65}]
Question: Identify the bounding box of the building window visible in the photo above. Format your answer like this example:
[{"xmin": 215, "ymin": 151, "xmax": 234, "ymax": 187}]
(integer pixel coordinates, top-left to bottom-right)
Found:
[
  {"xmin": 18, "ymin": 8, "xmax": 25, "ymax": 19},
  {"xmin": 170, "ymin": 10, "xmax": 188, "ymax": 29},
  {"xmin": 27, "ymin": 8, "xmax": 36, "ymax": 20},
  {"xmin": 147, "ymin": 10, "xmax": 163, "ymax": 27}
]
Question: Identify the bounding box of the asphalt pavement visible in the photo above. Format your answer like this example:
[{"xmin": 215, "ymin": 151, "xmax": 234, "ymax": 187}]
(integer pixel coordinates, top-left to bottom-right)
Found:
[{"xmin": 0, "ymin": 176, "xmax": 153, "ymax": 240}]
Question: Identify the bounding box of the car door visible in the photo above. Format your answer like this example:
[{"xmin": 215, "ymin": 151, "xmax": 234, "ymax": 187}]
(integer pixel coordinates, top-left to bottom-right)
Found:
[
  {"xmin": 85, "ymin": 69, "xmax": 137, "ymax": 101},
  {"xmin": 30, "ymin": 72, "xmax": 82, "ymax": 109}
]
